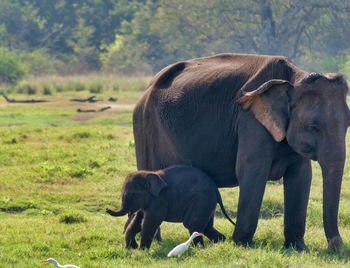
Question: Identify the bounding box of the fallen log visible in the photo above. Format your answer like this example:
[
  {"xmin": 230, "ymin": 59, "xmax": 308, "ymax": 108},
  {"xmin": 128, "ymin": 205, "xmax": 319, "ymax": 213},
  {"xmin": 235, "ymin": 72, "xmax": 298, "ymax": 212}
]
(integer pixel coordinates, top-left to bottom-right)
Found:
[
  {"xmin": 77, "ymin": 108, "xmax": 96, "ymax": 113},
  {"xmin": 70, "ymin": 96, "xmax": 99, "ymax": 103},
  {"xmin": 77, "ymin": 106, "xmax": 111, "ymax": 113},
  {"xmin": 1, "ymin": 94, "xmax": 49, "ymax": 103},
  {"xmin": 108, "ymin": 97, "xmax": 118, "ymax": 102},
  {"xmin": 99, "ymin": 106, "xmax": 111, "ymax": 112}
]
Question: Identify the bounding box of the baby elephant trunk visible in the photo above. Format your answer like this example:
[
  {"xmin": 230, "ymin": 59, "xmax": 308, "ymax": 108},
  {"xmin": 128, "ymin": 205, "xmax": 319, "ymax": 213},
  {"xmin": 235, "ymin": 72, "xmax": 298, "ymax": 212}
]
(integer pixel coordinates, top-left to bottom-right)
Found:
[{"xmin": 106, "ymin": 207, "xmax": 128, "ymax": 217}]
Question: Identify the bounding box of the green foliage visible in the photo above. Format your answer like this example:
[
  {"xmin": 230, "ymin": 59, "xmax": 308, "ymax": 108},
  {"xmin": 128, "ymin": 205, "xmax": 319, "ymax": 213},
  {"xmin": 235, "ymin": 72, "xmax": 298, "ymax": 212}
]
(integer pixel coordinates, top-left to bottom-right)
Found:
[
  {"xmin": 16, "ymin": 81, "xmax": 37, "ymax": 95},
  {"xmin": 315, "ymin": 54, "xmax": 347, "ymax": 73},
  {"xmin": 0, "ymin": 199, "xmax": 36, "ymax": 213},
  {"xmin": 42, "ymin": 84, "xmax": 53, "ymax": 95},
  {"xmin": 0, "ymin": 47, "xmax": 25, "ymax": 83},
  {"xmin": 19, "ymin": 50, "xmax": 66, "ymax": 76},
  {"xmin": 0, "ymin": 1, "xmax": 349, "ymax": 75},
  {"xmin": 3, "ymin": 74, "xmax": 150, "ymax": 97},
  {"xmin": 88, "ymin": 81, "xmax": 103, "ymax": 94},
  {"xmin": 73, "ymin": 82, "xmax": 85, "ymax": 92},
  {"xmin": 340, "ymin": 52, "xmax": 350, "ymax": 81},
  {"xmin": 59, "ymin": 211, "xmax": 87, "ymax": 224},
  {"xmin": 72, "ymin": 131, "xmax": 91, "ymax": 139}
]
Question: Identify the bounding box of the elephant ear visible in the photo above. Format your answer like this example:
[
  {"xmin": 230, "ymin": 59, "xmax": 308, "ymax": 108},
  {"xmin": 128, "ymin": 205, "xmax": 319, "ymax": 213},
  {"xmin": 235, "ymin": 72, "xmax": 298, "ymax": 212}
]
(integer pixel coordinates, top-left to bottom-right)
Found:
[
  {"xmin": 146, "ymin": 173, "xmax": 167, "ymax": 197},
  {"xmin": 238, "ymin": 79, "xmax": 292, "ymax": 142}
]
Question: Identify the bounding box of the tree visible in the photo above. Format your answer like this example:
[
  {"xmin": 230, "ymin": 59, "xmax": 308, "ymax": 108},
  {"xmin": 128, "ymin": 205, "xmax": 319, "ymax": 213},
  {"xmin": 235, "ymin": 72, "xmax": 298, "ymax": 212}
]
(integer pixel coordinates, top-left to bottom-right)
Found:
[
  {"xmin": 0, "ymin": 47, "xmax": 25, "ymax": 83},
  {"xmin": 119, "ymin": 0, "xmax": 350, "ymax": 72}
]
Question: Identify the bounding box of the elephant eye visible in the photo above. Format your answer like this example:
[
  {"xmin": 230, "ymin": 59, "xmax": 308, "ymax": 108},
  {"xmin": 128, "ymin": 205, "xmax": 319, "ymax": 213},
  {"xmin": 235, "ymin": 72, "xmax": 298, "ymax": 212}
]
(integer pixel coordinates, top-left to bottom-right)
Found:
[{"xmin": 305, "ymin": 124, "xmax": 320, "ymax": 134}]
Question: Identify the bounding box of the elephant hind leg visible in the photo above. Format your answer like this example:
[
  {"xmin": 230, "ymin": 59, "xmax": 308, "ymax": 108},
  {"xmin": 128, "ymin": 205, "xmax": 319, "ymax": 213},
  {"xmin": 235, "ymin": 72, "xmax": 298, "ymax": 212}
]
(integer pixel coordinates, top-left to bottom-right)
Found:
[
  {"xmin": 184, "ymin": 222, "xmax": 207, "ymax": 246},
  {"xmin": 203, "ymin": 216, "xmax": 226, "ymax": 243},
  {"xmin": 185, "ymin": 228, "xmax": 204, "ymax": 246}
]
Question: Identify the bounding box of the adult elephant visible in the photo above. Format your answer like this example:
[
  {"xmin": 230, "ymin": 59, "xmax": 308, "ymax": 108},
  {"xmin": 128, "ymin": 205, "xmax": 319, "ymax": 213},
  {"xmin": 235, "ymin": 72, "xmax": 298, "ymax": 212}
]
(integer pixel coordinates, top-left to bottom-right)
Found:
[{"xmin": 132, "ymin": 53, "xmax": 350, "ymax": 250}]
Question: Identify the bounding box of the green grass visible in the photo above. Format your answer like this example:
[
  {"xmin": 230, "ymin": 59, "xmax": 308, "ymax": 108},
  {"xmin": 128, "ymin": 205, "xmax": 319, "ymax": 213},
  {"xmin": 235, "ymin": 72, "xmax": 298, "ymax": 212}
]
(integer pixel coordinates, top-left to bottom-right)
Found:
[{"xmin": 0, "ymin": 83, "xmax": 350, "ymax": 267}]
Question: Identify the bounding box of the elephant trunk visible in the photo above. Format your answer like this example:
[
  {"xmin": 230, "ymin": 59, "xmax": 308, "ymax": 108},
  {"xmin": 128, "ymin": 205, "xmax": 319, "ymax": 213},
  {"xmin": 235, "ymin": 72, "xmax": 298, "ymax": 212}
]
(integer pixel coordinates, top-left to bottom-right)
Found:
[
  {"xmin": 319, "ymin": 148, "xmax": 345, "ymax": 250},
  {"xmin": 106, "ymin": 206, "xmax": 128, "ymax": 217}
]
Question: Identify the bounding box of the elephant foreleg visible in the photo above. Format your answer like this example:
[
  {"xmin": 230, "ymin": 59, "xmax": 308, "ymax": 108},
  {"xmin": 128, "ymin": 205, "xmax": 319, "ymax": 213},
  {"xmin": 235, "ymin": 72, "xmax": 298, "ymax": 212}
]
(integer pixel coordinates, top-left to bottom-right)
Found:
[
  {"xmin": 232, "ymin": 170, "xmax": 269, "ymax": 246},
  {"xmin": 124, "ymin": 211, "xmax": 143, "ymax": 249},
  {"xmin": 139, "ymin": 201, "xmax": 166, "ymax": 249},
  {"xmin": 283, "ymin": 157, "xmax": 311, "ymax": 251},
  {"xmin": 233, "ymin": 126, "xmax": 273, "ymax": 246}
]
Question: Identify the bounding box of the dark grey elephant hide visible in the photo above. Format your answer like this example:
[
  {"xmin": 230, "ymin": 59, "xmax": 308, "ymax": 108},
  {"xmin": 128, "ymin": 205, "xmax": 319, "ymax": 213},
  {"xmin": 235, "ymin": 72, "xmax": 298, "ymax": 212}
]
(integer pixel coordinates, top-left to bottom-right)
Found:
[
  {"xmin": 133, "ymin": 53, "xmax": 350, "ymax": 250},
  {"xmin": 106, "ymin": 165, "xmax": 235, "ymax": 249}
]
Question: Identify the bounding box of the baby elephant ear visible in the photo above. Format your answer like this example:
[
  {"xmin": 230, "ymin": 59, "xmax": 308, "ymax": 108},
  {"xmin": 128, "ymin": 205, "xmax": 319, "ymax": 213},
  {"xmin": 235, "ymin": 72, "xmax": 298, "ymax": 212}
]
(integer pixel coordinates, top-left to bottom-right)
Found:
[{"xmin": 146, "ymin": 173, "xmax": 167, "ymax": 197}]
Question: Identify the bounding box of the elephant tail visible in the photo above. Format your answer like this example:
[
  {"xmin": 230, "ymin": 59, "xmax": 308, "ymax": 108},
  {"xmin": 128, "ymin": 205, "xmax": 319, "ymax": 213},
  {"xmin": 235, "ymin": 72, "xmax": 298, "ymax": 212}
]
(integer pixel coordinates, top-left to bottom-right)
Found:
[{"xmin": 216, "ymin": 189, "xmax": 236, "ymax": 226}]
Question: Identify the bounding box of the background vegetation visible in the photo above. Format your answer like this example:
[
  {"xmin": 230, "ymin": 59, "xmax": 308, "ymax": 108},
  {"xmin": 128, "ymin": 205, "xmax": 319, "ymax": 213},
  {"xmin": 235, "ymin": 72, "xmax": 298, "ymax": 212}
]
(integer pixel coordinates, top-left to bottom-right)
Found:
[{"xmin": 1, "ymin": 0, "xmax": 350, "ymax": 81}]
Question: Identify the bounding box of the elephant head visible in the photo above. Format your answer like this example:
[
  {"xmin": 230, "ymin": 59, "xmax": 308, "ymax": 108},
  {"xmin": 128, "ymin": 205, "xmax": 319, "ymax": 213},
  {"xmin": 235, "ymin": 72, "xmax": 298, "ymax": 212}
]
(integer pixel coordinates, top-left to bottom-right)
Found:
[
  {"xmin": 239, "ymin": 72, "xmax": 350, "ymax": 249},
  {"xmin": 107, "ymin": 171, "xmax": 168, "ymax": 216}
]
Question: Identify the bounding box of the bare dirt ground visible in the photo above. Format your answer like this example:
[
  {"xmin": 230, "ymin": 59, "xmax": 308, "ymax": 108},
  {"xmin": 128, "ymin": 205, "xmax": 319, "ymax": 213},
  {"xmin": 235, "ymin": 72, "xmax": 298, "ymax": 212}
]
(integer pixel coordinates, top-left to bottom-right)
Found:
[{"xmin": 97, "ymin": 103, "xmax": 134, "ymax": 109}]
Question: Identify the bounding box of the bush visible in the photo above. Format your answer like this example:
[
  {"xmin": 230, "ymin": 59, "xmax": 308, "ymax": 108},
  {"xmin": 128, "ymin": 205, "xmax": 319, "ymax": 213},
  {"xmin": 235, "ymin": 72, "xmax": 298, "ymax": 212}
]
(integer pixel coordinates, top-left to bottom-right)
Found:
[
  {"xmin": 74, "ymin": 82, "xmax": 85, "ymax": 92},
  {"xmin": 89, "ymin": 82, "xmax": 103, "ymax": 93},
  {"xmin": 72, "ymin": 132, "xmax": 91, "ymax": 139},
  {"xmin": 19, "ymin": 49, "xmax": 61, "ymax": 76},
  {"xmin": 0, "ymin": 47, "xmax": 26, "ymax": 83},
  {"xmin": 59, "ymin": 212, "xmax": 87, "ymax": 224},
  {"xmin": 42, "ymin": 84, "xmax": 52, "ymax": 95},
  {"xmin": 16, "ymin": 82, "xmax": 37, "ymax": 95}
]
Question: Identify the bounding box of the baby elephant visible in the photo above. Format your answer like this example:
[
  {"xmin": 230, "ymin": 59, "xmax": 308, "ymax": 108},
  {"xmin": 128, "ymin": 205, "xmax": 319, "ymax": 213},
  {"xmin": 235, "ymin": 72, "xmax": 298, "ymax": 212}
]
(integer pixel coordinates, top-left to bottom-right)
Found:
[{"xmin": 106, "ymin": 165, "xmax": 235, "ymax": 249}]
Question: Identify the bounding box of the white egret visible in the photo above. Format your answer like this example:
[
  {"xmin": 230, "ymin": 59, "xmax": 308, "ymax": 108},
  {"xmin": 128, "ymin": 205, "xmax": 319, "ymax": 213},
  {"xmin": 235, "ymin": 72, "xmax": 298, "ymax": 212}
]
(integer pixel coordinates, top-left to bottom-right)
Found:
[
  {"xmin": 41, "ymin": 258, "xmax": 80, "ymax": 268},
  {"xmin": 167, "ymin": 232, "xmax": 203, "ymax": 257}
]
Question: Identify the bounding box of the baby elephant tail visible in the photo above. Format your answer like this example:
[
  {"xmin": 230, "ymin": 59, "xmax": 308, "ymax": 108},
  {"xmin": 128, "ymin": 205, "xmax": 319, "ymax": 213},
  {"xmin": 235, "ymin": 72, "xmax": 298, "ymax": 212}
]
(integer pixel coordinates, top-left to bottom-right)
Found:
[{"xmin": 216, "ymin": 189, "xmax": 236, "ymax": 226}]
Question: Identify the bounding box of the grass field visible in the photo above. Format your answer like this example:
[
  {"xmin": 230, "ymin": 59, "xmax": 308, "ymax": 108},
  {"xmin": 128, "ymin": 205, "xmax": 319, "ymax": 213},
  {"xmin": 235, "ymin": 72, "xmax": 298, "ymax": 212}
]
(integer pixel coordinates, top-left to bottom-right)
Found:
[{"xmin": 0, "ymin": 79, "xmax": 349, "ymax": 267}]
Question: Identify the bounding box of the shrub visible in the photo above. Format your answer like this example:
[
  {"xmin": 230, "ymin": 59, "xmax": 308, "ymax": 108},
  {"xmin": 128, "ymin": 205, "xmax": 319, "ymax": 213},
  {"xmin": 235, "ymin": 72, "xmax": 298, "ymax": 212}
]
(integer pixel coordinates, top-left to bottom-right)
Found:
[
  {"xmin": 3, "ymin": 138, "xmax": 17, "ymax": 144},
  {"xmin": 72, "ymin": 132, "xmax": 91, "ymax": 139},
  {"xmin": 16, "ymin": 82, "xmax": 37, "ymax": 95},
  {"xmin": 59, "ymin": 212, "xmax": 87, "ymax": 224},
  {"xmin": 0, "ymin": 200, "xmax": 36, "ymax": 213},
  {"xmin": 55, "ymin": 84, "xmax": 64, "ymax": 92},
  {"xmin": 74, "ymin": 82, "xmax": 85, "ymax": 92},
  {"xmin": 69, "ymin": 167, "xmax": 92, "ymax": 178},
  {"xmin": 89, "ymin": 82, "xmax": 103, "ymax": 93},
  {"xmin": 0, "ymin": 47, "xmax": 26, "ymax": 83},
  {"xmin": 42, "ymin": 84, "xmax": 52, "ymax": 95},
  {"xmin": 19, "ymin": 49, "xmax": 60, "ymax": 76}
]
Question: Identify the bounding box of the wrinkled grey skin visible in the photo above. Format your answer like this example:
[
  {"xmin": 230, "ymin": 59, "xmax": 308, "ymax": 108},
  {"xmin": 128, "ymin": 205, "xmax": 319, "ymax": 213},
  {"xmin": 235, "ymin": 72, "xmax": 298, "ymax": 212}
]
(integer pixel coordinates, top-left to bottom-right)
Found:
[
  {"xmin": 106, "ymin": 165, "xmax": 235, "ymax": 249},
  {"xmin": 133, "ymin": 53, "xmax": 350, "ymax": 250}
]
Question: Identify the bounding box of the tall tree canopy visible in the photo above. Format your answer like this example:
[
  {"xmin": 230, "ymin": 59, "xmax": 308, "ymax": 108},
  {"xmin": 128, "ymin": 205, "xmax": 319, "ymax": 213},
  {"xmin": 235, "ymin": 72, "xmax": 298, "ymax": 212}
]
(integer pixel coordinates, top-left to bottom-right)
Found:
[{"xmin": 0, "ymin": 0, "xmax": 349, "ymax": 74}]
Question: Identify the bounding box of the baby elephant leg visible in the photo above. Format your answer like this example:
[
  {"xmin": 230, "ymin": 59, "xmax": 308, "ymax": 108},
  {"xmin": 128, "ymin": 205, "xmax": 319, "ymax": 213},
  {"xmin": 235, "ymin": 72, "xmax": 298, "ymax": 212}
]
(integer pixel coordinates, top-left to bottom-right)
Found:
[
  {"xmin": 124, "ymin": 211, "xmax": 143, "ymax": 249},
  {"xmin": 126, "ymin": 212, "xmax": 162, "ymax": 243},
  {"xmin": 184, "ymin": 199, "xmax": 224, "ymax": 245},
  {"xmin": 153, "ymin": 227, "xmax": 162, "ymax": 242},
  {"xmin": 184, "ymin": 214, "xmax": 209, "ymax": 246},
  {"xmin": 191, "ymin": 231, "xmax": 204, "ymax": 246},
  {"xmin": 203, "ymin": 216, "xmax": 226, "ymax": 242},
  {"xmin": 124, "ymin": 212, "xmax": 137, "ymax": 233}
]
